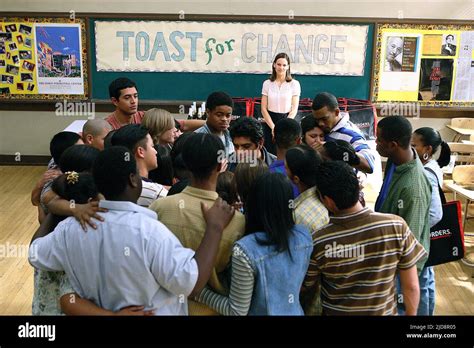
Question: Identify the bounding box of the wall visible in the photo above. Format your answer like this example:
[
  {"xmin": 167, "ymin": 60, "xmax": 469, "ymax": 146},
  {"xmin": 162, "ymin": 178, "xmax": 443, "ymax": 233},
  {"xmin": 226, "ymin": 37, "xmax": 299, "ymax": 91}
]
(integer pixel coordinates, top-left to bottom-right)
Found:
[
  {"xmin": 2, "ymin": 0, "xmax": 473, "ymax": 19},
  {"xmin": 0, "ymin": 0, "xmax": 471, "ymax": 156},
  {"xmin": 0, "ymin": 111, "xmax": 107, "ymax": 156}
]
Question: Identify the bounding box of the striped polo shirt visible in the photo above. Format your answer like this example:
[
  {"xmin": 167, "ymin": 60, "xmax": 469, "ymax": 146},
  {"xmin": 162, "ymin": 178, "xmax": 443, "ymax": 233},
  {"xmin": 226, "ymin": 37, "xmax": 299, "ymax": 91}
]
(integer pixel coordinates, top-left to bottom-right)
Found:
[
  {"xmin": 326, "ymin": 112, "xmax": 376, "ymax": 172},
  {"xmin": 137, "ymin": 178, "xmax": 168, "ymax": 207},
  {"xmin": 302, "ymin": 207, "xmax": 427, "ymax": 315}
]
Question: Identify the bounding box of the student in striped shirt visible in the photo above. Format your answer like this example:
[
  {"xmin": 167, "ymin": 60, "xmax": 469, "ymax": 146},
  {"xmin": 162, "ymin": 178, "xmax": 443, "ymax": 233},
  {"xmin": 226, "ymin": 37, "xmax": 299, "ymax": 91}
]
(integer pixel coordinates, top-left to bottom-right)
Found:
[
  {"xmin": 301, "ymin": 161, "xmax": 426, "ymax": 315},
  {"xmin": 311, "ymin": 92, "xmax": 375, "ymax": 174},
  {"xmin": 111, "ymin": 124, "xmax": 168, "ymax": 207}
]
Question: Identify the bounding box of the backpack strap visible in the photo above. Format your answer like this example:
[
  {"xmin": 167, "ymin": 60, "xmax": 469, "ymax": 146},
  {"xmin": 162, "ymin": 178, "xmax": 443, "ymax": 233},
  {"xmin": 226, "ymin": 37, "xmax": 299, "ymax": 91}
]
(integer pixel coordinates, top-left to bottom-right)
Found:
[{"xmin": 425, "ymin": 167, "xmax": 447, "ymax": 205}]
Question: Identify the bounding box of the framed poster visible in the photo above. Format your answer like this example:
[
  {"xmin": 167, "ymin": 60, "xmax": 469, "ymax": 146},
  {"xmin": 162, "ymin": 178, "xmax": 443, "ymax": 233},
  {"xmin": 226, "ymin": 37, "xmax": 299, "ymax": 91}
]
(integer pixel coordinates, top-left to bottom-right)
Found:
[
  {"xmin": 0, "ymin": 17, "xmax": 88, "ymax": 100},
  {"xmin": 372, "ymin": 23, "xmax": 474, "ymax": 108}
]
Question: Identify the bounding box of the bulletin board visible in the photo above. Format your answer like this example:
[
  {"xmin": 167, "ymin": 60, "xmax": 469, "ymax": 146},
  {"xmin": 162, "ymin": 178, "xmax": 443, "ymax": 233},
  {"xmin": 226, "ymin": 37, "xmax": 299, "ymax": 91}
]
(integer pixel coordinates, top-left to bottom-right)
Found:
[
  {"xmin": 90, "ymin": 18, "xmax": 374, "ymax": 101},
  {"xmin": 372, "ymin": 23, "xmax": 474, "ymax": 107},
  {"xmin": 0, "ymin": 17, "xmax": 88, "ymax": 100}
]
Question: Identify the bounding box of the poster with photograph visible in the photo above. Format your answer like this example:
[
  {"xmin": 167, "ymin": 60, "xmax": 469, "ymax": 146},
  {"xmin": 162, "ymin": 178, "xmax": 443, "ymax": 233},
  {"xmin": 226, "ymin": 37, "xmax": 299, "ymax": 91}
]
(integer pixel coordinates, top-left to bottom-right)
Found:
[
  {"xmin": 0, "ymin": 22, "xmax": 37, "ymax": 94},
  {"xmin": 418, "ymin": 59, "xmax": 453, "ymax": 101},
  {"xmin": 0, "ymin": 18, "xmax": 87, "ymax": 99},
  {"xmin": 422, "ymin": 33, "xmax": 458, "ymax": 56},
  {"xmin": 441, "ymin": 34, "xmax": 457, "ymax": 56},
  {"xmin": 374, "ymin": 24, "xmax": 474, "ymax": 107},
  {"xmin": 35, "ymin": 23, "xmax": 84, "ymax": 94},
  {"xmin": 384, "ymin": 36, "xmax": 418, "ymax": 72}
]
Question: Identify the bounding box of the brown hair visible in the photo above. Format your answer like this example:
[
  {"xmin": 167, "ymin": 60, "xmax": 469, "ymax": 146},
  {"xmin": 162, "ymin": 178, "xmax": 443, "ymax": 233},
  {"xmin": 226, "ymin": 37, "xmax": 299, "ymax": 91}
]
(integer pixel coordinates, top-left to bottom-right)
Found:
[
  {"xmin": 216, "ymin": 171, "xmax": 238, "ymax": 205},
  {"xmin": 270, "ymin": 52, "xmax": 293, "ymax": 82},
  {"xmin": 234, "ymin": 160, "xmax": 269, "ymax": 207}
]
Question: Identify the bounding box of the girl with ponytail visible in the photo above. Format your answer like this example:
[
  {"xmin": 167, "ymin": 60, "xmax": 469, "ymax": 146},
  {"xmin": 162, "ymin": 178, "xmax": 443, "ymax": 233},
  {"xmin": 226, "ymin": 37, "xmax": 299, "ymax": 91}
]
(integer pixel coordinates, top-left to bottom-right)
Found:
[{"xmin": 410, "ymin": 127, "xmax": 451, "ymax": 316}]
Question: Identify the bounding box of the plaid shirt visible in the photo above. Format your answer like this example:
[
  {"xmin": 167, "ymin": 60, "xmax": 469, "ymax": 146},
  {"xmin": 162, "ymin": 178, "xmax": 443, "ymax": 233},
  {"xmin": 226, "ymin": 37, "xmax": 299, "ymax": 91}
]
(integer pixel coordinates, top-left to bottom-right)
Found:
[
  {"xmin": 293, "ymin": 187, "xmax": 329, "ymax": 241},
  {"xmin": 375, "ymin": 149, "xmax": 431, "ymax": 272}
]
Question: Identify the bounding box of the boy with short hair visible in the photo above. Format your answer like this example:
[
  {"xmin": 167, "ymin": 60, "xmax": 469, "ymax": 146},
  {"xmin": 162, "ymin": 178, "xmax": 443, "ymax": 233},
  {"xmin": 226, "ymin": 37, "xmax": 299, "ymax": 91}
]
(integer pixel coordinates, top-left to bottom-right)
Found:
[
  {"xmin": 195, "ymin": 91, "xmax": 235, "ymax": 157},
  {"xmin": 112, "ymin": 124, "xmax": 168, "ymax": 206},
  {"xmin": 30, "ymin": 146, "xmax": 235, "ymax": 315}
]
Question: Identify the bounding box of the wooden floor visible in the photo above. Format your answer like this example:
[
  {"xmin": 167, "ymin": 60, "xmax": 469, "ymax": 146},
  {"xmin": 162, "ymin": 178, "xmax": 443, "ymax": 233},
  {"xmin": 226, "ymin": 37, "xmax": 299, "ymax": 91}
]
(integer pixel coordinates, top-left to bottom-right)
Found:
[{"xmin": 0, "ymin": 165, "xmax": 473, "ymax": 315}]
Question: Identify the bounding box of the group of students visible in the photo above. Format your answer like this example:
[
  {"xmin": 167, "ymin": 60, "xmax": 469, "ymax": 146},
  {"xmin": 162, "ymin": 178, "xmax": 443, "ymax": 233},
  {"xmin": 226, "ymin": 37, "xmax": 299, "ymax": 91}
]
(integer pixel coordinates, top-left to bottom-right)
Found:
[{"xmin": 28, "ymin": 73, "xmax": 451, "ymax": 315}]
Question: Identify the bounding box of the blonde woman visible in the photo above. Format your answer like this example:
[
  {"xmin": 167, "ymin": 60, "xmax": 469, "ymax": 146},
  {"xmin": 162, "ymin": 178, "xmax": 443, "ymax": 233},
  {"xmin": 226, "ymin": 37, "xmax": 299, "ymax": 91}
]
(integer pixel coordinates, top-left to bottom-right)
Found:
[{"xmin": 142, "ymin": 108, "xmax": 176, "ymax": 147}]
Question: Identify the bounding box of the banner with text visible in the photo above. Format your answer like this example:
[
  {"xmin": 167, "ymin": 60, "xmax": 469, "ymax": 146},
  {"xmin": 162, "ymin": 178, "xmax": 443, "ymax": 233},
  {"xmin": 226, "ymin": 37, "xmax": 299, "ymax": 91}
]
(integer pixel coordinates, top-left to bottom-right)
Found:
[{"xmin": 95, "ymin": 21, "xmax": 368, "ymax": 76}]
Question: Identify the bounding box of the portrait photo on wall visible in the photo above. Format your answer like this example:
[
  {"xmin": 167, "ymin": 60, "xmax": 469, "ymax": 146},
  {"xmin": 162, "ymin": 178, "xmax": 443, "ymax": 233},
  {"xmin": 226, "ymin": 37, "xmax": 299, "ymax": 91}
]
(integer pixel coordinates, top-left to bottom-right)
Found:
[
  {"xmin": 5, "ymin": 24, "xmax": 18, "ymax": 33},
  {"xmin": 0, "ymin": 32, "xmax": 13, "ymax": 42},
  {"xmin": 22, "ymin": 60, "xmax": 35, "ymax": 71},
  {"xmin": 6, "ymin": 64, "xmax": 19, "ymax": 75},
  {"xmin": 19, "ymin": 24, "xmax": 32, "ymax": 36},
  {"xmin": 418, "ymin": 59, "xmax": 454, "ymax": 101},
  {"xmin": 8, "ymin": 42, "xmax": 18, "ymax": 51},
  {"xmin": 20, "ymin": 73, "xmax": 33, "ymax": 81},
  {"xmin": 384, "ymin": 36, "xmax": 418, "ymax": 72},
  {"xmin": 1, "ymin": 74, "xmax": 14, "ymax": 84},
  {"xmin": 19, "ymin": 50, "xmax": 32, "ymax": 59},
  {"xmin": 441, "ymin": 34, "xmax": 457, "ymax": 56}
]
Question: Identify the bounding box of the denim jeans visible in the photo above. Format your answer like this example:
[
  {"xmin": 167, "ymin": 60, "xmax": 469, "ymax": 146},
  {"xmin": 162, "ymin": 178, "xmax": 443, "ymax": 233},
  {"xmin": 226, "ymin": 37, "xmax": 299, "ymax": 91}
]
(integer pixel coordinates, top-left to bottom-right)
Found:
[{"xmin": 396, "ymin": 266, "xmax": 435, "ymax": 315}]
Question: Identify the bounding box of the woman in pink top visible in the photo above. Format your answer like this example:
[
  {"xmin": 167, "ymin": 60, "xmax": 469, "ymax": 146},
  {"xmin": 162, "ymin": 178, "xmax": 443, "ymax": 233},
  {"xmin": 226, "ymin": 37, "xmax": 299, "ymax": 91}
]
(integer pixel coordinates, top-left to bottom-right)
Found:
[{"xmin": 261, "ymin": 53, "xmax": 301, "ymax": 155}]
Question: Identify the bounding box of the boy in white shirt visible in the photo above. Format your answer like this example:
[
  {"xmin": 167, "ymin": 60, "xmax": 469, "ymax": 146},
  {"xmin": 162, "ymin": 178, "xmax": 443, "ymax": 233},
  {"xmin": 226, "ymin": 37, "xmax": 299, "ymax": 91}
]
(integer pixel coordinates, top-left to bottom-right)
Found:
[{"xmin": 29, "ymin": 146, "xmax": 235, "ymax": 315}]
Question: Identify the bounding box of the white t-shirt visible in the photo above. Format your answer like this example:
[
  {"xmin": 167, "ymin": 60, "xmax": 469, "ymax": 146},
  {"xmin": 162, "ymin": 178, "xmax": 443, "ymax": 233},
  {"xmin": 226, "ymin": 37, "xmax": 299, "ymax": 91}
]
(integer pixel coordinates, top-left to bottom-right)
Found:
[{"xmin": 261, "ymin": 79, "xmax": 301, "ymax": 113}]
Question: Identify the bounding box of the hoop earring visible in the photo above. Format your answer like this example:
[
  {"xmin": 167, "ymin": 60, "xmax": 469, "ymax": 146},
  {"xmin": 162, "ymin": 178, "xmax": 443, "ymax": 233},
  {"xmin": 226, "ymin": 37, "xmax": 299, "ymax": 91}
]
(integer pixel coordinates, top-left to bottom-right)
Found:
[{"xmin": 423, "ymin": 152, "xmax": 429, "ymax": 161}]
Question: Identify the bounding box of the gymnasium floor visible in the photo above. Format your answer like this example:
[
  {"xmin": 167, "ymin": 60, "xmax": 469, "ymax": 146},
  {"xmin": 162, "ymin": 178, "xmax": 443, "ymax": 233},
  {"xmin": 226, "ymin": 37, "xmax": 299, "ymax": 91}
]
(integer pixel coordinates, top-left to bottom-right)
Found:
[{"xmin": 0, "ymin": 165, "xmax": 473, "ymax": 315}]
